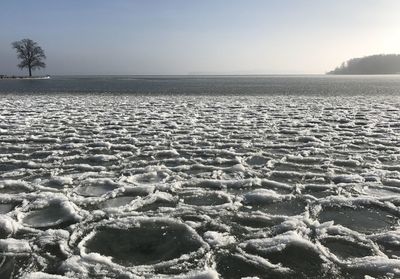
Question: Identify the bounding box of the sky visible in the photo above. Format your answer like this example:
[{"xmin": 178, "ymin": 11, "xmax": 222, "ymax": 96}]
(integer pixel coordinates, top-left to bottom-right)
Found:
[{"xmin": 1, "ymin": 0, "xmax": 400, "ymax": 75}]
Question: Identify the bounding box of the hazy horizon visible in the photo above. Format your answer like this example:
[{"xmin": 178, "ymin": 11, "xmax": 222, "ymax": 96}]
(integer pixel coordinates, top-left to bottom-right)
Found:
[{"xmin": 1, "ymin": 0, "xmax": 400, "ymax": 75}]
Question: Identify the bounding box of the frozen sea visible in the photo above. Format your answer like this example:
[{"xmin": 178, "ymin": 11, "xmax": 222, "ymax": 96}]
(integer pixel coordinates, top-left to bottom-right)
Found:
[{"xmin": 1, "ymin": 75, "xmax": 400, "ymax": 279}]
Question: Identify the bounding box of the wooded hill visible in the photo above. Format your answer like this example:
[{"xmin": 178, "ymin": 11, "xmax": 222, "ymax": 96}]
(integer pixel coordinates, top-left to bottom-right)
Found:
[{"xmin": 328, "ymin": 54, "xmax": 400, "ymax": 75}]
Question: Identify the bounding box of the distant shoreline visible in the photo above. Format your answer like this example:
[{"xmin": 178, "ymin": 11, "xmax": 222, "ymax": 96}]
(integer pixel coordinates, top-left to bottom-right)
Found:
[
  {"xmin": 0, "ymin": 75, "xmax": 50, "ymax": 80},
  {"xmin": 328, "ymin": 54, "xmax": 400, "ymax": 75}
]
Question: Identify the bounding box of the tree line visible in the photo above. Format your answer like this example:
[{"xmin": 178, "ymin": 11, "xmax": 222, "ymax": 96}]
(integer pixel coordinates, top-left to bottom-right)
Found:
[{"xmin": 328, "ymin": 54, "xmax": 400, "ymax": 75}]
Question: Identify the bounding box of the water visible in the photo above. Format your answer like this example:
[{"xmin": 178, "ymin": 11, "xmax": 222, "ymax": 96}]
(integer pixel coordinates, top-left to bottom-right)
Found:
[
  {"xmin": 1, "ymin": 76, "xmax": 400, "ymax": 279},
  {"xmin": 0, "ymin": 75, "xmax": 400, "ymax": 95}
]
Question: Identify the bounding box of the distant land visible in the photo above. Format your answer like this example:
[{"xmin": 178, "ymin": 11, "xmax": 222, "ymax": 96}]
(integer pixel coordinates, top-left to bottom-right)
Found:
[{"xmin": 328, "ymin": 54, "xmax": 400, "ymax": 75}]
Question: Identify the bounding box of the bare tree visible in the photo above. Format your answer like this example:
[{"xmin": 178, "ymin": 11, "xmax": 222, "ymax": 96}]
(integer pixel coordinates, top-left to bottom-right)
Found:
[{"xmin": 12, "ymin": 39, "xmax": 46, "ymax": 77}]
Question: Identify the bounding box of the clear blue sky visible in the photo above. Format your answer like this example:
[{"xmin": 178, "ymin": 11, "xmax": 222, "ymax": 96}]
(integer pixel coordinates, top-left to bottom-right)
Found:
[{"xmin": 1, "ymin": 0, "xmax": 399, "ymax": 75}]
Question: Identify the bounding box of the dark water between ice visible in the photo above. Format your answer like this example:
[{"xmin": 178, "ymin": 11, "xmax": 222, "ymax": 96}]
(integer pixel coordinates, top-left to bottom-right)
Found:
[{"xmin": 1, "ymin": 76, "xmax": 400, "ymax": 279}]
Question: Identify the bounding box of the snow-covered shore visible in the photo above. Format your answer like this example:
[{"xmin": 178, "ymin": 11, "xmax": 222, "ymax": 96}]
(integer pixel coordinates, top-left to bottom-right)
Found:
[{"xmin": 0, "ymin": 75, "xmax": 50, "ymax": 80}]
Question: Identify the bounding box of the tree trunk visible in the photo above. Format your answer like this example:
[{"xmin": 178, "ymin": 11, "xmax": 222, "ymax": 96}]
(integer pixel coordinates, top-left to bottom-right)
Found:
[{"xmin": 28, "ymin": 66, "xmax": 32, "ymax": 77}]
